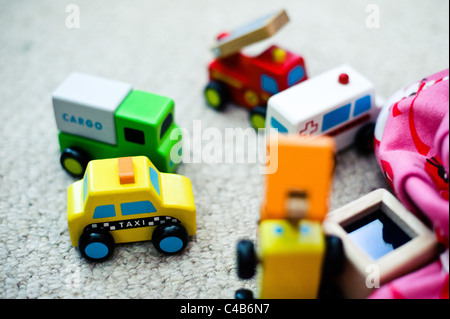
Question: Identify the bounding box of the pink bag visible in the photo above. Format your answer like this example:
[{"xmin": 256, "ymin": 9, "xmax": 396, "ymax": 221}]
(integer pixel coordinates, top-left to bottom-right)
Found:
[{"xmin": 371, "ymin": 69, "xmax": 449, "ymax": 299}]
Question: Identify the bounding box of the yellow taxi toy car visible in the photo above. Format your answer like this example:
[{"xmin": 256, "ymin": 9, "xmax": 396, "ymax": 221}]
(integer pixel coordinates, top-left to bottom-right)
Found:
[{"xmin": 67, "ymin": 156, "xmax": 196, "ymax": 262}]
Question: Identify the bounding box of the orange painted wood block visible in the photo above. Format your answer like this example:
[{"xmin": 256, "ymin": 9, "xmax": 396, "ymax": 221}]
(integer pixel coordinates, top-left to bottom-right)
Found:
[
  {"xmin": 118, "ymin": 157, "xmax": 135, "ymax": 184},
  {"xmin": 260, "ymin": 134, "xmax": 336, "ymax": 221}
]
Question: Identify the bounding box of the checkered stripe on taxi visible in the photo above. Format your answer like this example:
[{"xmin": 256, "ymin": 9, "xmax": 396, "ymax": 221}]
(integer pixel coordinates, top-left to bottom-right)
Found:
[{"xmin": 84, "ymin": 216, "xmax": 180, "ymax": 232}]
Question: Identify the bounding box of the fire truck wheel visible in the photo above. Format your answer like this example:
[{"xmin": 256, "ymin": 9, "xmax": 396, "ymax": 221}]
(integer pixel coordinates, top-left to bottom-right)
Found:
[
  {"xmin": 236, "ymin": 239, "xmax": 257, "ymax": 279},
  {"xmin": 204, "ymin": 81, "xmax": 227, "ymax": 111},
  {"xmin": 60, "ymin": 147, "xmax": 90, "ymax": 178},
  {"xmin": 354, "ymin": 123, "xmax": 376, "ymax": 154},
  {"xmin": 249, "ymin": 106, "xmax": 267, "ymax": 130},
  {"xmin": 78, "ymin": 229, "xmax": 115, "ymax": 262},
  {"xmin": 152, "ymin": 223, "xmax": 189, "ymax": 255}
]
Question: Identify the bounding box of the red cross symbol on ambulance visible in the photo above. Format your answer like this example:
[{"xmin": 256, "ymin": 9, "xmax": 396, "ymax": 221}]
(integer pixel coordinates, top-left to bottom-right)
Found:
[{"xmin": 299, "ymin": 120, "xmax": 319, "ymax": 136}]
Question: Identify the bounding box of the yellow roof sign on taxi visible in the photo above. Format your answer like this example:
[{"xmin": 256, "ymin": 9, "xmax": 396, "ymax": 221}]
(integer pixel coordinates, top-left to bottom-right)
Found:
[{"xmin": 86, "ymin": 157, "xmax": 155, "ymax": 195}]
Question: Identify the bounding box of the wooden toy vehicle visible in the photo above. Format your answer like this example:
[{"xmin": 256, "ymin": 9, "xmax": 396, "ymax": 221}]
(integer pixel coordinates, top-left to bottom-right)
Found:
[
  {"xmin": 322, "ymin": 188, "xmax": 440, "ymax": 298},
  {"xmin": 67, "ymin": 156, "xmax": 196, "ymax": 262},
  {"xmin": 52, "ymin": 72, "xmax": 181, "ymax": 178},
  {"xmin": 267, "ymin": 64, "xmax": 382, "ymax": 153},
  {"xmin": 235, "ymin": 135, "xmax": 343, "ymax": 299},
  {"xmin": 204, "ymin": 9, "xmax": 308, "ymax": 130}
]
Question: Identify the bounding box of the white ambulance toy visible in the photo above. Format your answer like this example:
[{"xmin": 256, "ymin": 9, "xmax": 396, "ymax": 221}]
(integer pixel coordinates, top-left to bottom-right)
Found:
[{"xmin": 266, "ymin": 65, "xmax": 382, "ymax": 152}]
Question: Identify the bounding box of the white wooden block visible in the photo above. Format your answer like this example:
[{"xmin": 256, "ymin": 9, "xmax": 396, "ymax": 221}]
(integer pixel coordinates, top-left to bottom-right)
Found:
[
  {"xmin": 322, "ymin": 188, "xmax": 440, "ymax": 299},
  {"xmin": 52, "ymin": 72, "xmax": 132, "ymax": 145}
]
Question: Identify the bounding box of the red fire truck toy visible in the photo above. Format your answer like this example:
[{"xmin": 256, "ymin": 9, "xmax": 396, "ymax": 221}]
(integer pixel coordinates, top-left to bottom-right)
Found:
[{"xmin": 204, "ymin": 9, "xmax": 308, "ymax": 130}]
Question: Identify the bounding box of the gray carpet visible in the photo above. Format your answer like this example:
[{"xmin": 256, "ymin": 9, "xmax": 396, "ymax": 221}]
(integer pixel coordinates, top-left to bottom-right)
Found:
[{"xmin": 0, "ymin": 0, "xmax": 448, "ymax": 298}]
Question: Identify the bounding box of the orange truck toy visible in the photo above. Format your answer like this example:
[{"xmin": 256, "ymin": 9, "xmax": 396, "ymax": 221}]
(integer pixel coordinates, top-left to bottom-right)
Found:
[{"xmin": 235, "ymin": 135, "xmax": 344, "ymax": 299}]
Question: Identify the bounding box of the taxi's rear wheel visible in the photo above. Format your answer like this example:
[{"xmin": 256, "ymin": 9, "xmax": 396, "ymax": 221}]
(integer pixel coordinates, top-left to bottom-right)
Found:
[
  {"xmin": 78, "ymin": 229, "xmax": 115, "ymax": 262},
  {"xmin": 152, "ymin": 223, "xmax": 189, "ymax": 255}
]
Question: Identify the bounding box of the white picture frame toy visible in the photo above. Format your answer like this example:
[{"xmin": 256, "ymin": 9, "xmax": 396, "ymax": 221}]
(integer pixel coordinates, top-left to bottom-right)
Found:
[{"xmin": 323, "ymin": 188, "xmax": 440, "ymax": 298}]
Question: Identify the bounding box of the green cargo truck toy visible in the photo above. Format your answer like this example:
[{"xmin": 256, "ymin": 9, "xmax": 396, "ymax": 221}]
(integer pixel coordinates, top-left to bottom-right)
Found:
[{"xmin": 52, "ymin": 72, "xmax": 181, "ymax": 178}]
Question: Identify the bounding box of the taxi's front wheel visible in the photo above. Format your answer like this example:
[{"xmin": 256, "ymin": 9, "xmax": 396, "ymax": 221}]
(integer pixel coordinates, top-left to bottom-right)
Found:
[
  {"xmin": 78, "ymin": 229, "xmax": 115, "ymax": 262},
  {"xmin": 152, "ymin": 223, "xmax": 189, "ymax": 255}
]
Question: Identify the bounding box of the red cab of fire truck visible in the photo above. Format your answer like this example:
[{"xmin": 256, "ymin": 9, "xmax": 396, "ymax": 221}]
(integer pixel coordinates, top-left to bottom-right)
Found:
[{"xmin": 204, "ymin": 9, "xmax": 308, "ymax": 130}]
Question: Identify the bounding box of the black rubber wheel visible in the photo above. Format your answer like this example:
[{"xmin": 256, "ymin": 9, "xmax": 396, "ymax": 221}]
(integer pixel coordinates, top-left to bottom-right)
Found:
[
  {"xmin": 318, "ymin": 234, "xmax": 344, "ymax": 299},
  {"xmin": 322, "ymin": 234, "xmax": 344, "ymax": 280},
  {"xmin": 249, "ymin": 106, "xmax": 267, "ymax": 130},
  {"xmin": 235, "ymin": 288, "xmax": 254, "ymax": 299},
  {"xmin": 204, "ymin": 81, "xmax": 227, "ymax": 111},
  {"xmin": 236, "ymin": 239, "xmax": 257, "ymax": 279},
  {"xmin": 354, "ymin": 123, "xmax": 376, "ymax": 154},
  {"xmin": 152, "ymin": 223, "xmax": 189, "ymax": 255},
  {"xmin": 60, "ymin": 147, "xmax": 90, "ymax": 178},
  {"xmin": 78, "ymin": 229, "xmax": 115, "ymax": 262}
]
